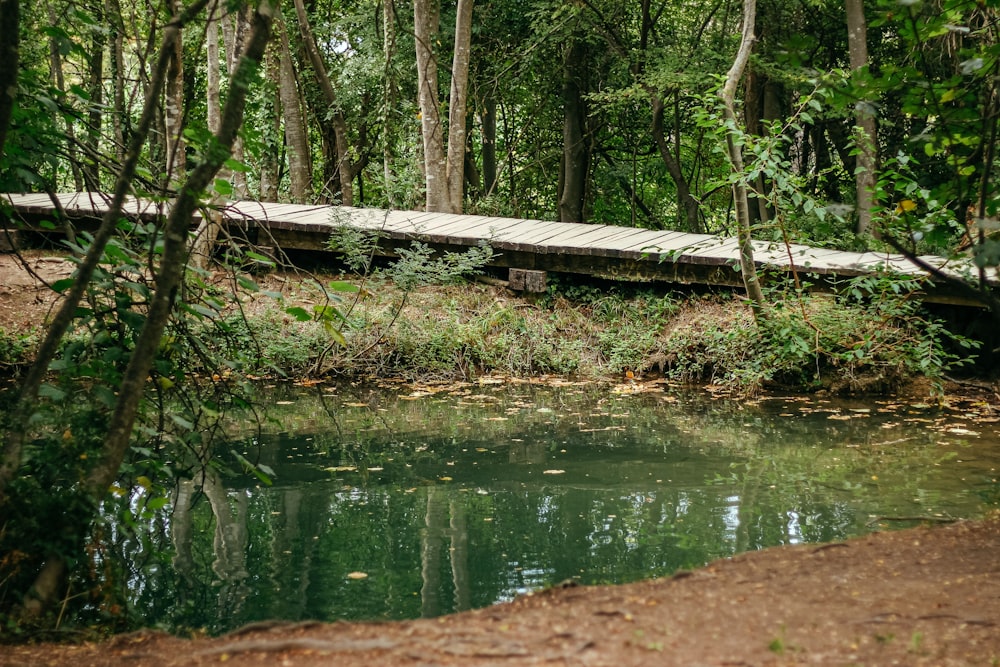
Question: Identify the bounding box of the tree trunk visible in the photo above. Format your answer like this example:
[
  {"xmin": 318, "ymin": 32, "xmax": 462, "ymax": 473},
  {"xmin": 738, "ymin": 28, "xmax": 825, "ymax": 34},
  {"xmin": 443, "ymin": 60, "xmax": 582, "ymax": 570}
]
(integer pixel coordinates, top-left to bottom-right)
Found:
[
  {"xmin": 846, "ymin": 0, "xmax": 877, "ymax": 236},
  {"xmin": 221, "ymin": 4, "xmax": 250, "ymax": 198},
  {"xmin": 445, "ymin": 0, "xmax": 474, "ymax": 213},
  {"xmin": 107, "ymin": 0, "xmax": 126, "ymax": 166},
  {"xmin": 0, "ymin": 0, "xmax": 18, "ymax": 160},
  {"xmin": 46, "ymin": 0, "xmax": 84, "ymax": 191},
  {"xmin": 82, "ymin": 1, "xmax": 105, "ymax": 191},
  {"xmin": 1, "ymin": 0, "xmax": 215, "ymax": 532},
  {"xmin": 413, "ymin": 0, "xmax": 446, "ymax": 211},
  {"xmin": 559, "ymin": 38, "xmax": 588, "ymax": 223},
  {"xmin": 165, "ymin": 0, "xmax": 186, "ymax": 188},
  {"xmin": 291, "ymin": 0, "xmax": 354, "ymax": 205},
  {"xmin": 481, "ymin": 92, "xmax": 497, "ymax": 197},
  {"xmin": 23, "ymin": 0, "xmax": 274, "ymax": 619},
  {"xmin": 277, "ymin": 8, "xmax": 312, "ymax": 203},
  {"xmin": 259, "ymin": 41, "xmax": 281, "ymax": 201},
  {"xmin": 720, "ymin": 0, "xmax": 765, "ymax": 321},
  {"xmin": 382, "ymin": 0, "xmax": 399, "ymax": 206},
  {"xmin": 651, "ymin": 95, "xmax": 703, "ymax": 233},
  {"xmin": 190, "ymin": 0, "xmax": 223, "ymax": 269}
]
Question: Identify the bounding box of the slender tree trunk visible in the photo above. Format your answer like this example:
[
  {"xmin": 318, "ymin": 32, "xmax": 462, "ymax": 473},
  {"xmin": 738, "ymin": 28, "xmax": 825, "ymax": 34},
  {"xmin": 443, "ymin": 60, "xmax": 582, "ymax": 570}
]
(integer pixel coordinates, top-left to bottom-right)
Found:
[
  {"xmin": 445, "ymin": 0, "xmax": 473, "ymax": 212},
  {"xmin": 47, "ymin": 0, "xmax": 84, "ymax": 191},
  {"xmin": 21, "ymin": 1, "xmax": 274, "ymax": 618},
  {"xmin": 82, "ymin": 1, "xmax": 105, "ymax": 191},
  {"xmin": 165, "ymin": 0, "xmax": 186, "ymax": 188},
  {"xmin": 291, "ymin": 0, "xmax": 354, "ymax": 204},
  {"xmin": 0, "ymin": 0, "xmax": 18, "ymax": 160},
  {"xmin": 382, "ymin": 0, "xmax": 399, "ymax": 206},
  {"xmin": 720, "ymin": 0, "xmax": 765, "ymax": 321},
  {"xmin": 481, "ymin": 91, "xmax": 497, "ymax": 197},
  {"xmin": 277, "ymin": 7, "xmax": 311, "ymax": 203},
  {"xmin": 413, "ymin": 0, "xmax": 446, "ymax": 211},
  {"xmin": 846, "ymin": 0, "xmax": 877, "ymax": 236},
  {"xmin": 559, "ymin": 38, "xmax": 588, "ymax": 223},
  {"xmin": 221, "ymin": 4, "xmax": 250, "ymax": 197},
  {"xmin": 0, "ymin": 0, "xmax": 215, "ymax": 531},
  {"xmin": 191, "ymin": 0, "xmax": 223, "ymax": 269},
  {"xmin": 259, "ymin": 41, "xmax": 281, "ymax": 201},
  {"xmin": 107, "ymin": 0, "xmax": 126, "ymax": 166},
  {"xmin": 651, "ymin": 96, "xmax": 703, "ymax": 233}
]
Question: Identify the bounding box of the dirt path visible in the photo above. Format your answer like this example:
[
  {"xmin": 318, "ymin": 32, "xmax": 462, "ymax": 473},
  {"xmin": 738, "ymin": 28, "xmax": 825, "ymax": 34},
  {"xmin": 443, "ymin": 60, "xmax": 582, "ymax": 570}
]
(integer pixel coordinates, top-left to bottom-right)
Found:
[{"xmin": 3, "ymin": 518, "xmax": 999, "ymax": 666}]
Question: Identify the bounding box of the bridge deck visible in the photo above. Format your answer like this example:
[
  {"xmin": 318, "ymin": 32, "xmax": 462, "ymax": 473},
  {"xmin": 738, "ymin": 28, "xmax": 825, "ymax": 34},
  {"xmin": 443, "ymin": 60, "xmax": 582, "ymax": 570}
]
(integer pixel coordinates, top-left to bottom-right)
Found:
[{"xmin": 1, "ymin": 192, "xmax": 991, "ymax": 304}]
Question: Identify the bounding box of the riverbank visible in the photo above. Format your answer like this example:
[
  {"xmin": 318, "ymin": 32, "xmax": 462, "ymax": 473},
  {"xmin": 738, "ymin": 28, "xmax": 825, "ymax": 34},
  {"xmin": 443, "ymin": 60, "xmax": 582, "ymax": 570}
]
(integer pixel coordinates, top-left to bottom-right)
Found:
[{"xmin": 0, "ymin": 250, "xmax": 984, "ymax": 396}]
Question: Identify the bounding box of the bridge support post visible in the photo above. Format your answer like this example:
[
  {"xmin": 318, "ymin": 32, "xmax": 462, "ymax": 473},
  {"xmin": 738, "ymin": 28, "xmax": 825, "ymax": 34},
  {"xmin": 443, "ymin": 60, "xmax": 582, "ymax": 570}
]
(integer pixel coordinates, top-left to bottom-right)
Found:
[{"xmin": 509, "ymin": 268, "xmax": 546, "ymax": 293}]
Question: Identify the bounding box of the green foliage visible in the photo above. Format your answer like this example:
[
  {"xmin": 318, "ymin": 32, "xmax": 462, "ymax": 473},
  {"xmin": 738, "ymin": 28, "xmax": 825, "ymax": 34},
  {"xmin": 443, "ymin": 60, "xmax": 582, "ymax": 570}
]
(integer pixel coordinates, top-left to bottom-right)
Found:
[
  {"xmin": 660, "ymin": 276, "xmax": 976, "ymax": 396},
  {"xmin": 0, "ymin": 328, "xmax": 37, "ymax": 368}
]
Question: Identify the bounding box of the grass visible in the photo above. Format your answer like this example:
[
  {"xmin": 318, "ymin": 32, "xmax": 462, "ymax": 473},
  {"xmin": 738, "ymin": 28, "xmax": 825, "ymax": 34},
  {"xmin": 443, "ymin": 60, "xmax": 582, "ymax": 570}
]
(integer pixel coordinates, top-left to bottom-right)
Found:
[
  {"xmin": 193, "ymin": 271, "xmax": 972, "ymax": 396},
  {"xmin": 0, "ymin": 268, "xmax": 974, "ymax": 396}
]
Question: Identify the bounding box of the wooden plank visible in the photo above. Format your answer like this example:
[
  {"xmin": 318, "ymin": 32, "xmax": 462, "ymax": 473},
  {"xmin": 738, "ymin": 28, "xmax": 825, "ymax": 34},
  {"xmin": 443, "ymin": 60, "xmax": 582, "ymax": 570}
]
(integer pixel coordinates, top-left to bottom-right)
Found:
[
  {"xmin": 425, "ymin": 218, "xmax": 553, "ymax": 246},
  {"xmin": 411, "ymin": 214, "xmax": 506, "ymax": 239},
  {"xmin": 503, "ymin": 222, "xmax": 587, "ymax": 247},
  {"xmin": 539, "ymin": 225, "xmax": 658, "ymax": 256},
  {"xmin": 492, "ymin": 221, "xmax": 582, "ymax": 252},
  {"xmin": 618, "ymin": 231, "xmax": 713, "ymax": 256},
  {"xmin": 578, "ymin": 228, "xmax": 662, "ymax": 256}
]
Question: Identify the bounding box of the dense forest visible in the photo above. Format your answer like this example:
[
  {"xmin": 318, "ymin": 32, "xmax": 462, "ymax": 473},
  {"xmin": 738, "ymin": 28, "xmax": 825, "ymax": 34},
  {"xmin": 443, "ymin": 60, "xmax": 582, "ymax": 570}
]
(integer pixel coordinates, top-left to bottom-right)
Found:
[
  {"xmin": 0, "ymin": 1, "xmax": 998, "ymax": 245},
  {"xmin": 0, "ymin": 0, "xmax": 999, "ymax": 634}
]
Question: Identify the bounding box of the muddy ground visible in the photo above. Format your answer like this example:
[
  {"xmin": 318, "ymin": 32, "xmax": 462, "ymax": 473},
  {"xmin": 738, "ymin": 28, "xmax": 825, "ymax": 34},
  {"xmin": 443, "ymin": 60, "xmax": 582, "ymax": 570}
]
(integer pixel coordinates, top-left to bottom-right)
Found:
[{"xmin": 2, "ymin": 251, "xmax": 999, "ymax": 666}]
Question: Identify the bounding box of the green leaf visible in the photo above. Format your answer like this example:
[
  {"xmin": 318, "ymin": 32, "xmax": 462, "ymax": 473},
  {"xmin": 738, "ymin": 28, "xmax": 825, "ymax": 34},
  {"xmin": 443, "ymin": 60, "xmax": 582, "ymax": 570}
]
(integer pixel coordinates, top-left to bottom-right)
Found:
[
  {"xmin": 285, "ymin": 306, "xmax": 312, "ymax": 322},
  {"xmin": 52, "ymin": 278, "xmax": 75, "ymax": 293},
  {"xmin": 38, "ymin": 384, "xmax": 66, "ymax": 401},
  {"xmin": 224, "ymin": 158, "xmax": 250, "ymax": 173},
  {"xmin": 170, "ymin": 414, "xmax": 195, "ymax": 431},
  {"xmin": 146, "ymin": 496, "xmax": 169, "ymax": 511},
  {"xmin": 213, "ymin": 178, "xmax": 234, "ymax": 196},
  {"xmin": 322, "ymin": 321, "xmax": 348, "ymax": 346},
  {"xmin": 328, "ymin": 280, "xmax": 360, "ymax": 293},
  {"xmin": 237, "ymin": 276, "xmax": 261, "ymax": 292}
]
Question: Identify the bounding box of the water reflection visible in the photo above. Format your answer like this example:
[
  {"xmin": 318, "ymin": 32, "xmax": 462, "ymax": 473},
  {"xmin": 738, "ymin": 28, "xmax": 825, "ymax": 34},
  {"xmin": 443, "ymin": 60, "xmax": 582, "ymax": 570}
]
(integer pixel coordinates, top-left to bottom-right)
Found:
[{"xmin": 113, "ymin": 384, "xmax": 999, "ymax": 634}]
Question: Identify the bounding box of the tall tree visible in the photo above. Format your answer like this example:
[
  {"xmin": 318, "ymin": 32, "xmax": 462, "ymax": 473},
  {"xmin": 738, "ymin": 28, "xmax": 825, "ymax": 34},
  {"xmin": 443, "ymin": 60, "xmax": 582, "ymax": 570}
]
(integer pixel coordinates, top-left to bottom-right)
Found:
[
  {"xmin": 292, "ymin": 0, "xmax": 354, "ymax": 204},
  {"xmin": 0, "ymin": 0, "xmax": 17, "ymax": 160},
  {"xmin": 720, "ymin": 0, "xmax": 765, "ymax": 320},
  {"xmin": 413, "ymin": 0, "xmax": 474, "ymax": 213},
  {"xmin": 445, "ymin": 0, "xmax": 474, "ymax": 212},
  {"xmin": 845, "ymin": 0, "xmax": 876, "ymax": 236},
  {"xmin": 277, "ymin": 6, "xmax": 312, "ymax": 202},
  {"xmin": 558, "ymin": 36, "xmax": 589, "ymax": 223},
  {"xmin": 164, "ymin": 0, "xmax": 186, "ymax": 187}
]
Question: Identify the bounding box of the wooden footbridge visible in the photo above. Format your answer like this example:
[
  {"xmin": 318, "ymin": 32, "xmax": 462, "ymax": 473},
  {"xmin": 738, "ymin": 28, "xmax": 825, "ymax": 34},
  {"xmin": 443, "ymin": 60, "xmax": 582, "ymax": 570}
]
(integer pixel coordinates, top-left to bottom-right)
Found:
[{"xmin": 1, "ymin": 191, "xmax": 993, "ymax": 306}]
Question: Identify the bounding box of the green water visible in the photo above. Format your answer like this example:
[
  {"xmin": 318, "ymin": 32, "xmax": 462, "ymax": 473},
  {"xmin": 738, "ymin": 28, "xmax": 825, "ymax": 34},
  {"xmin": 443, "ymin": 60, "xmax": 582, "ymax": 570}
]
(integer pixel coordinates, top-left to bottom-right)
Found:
[{"xmin": 115, "ymin": 382, "xmax": 1000, "ymax": 633}]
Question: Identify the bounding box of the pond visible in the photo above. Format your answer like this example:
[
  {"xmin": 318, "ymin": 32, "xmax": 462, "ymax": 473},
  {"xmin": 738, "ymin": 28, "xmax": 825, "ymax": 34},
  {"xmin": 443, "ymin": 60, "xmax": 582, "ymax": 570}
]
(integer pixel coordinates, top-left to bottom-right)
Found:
[{"xmin": 112, "ymin": 380, "xmax": 1000, "ymax": 634}]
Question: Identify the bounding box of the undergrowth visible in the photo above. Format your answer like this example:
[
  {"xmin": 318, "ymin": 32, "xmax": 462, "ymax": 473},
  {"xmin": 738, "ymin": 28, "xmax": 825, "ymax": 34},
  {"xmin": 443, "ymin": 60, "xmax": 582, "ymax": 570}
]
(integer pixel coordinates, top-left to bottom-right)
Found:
[
  {"xmin": 0, "ymin": 269, "xmax": 976, "ymax": 396},
  {"xmin": 190, "ymin": 268, "xmax": 975, "ymax": 398}
]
